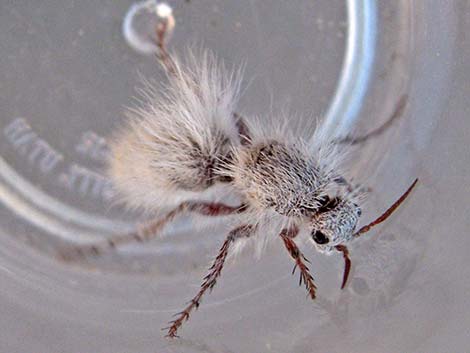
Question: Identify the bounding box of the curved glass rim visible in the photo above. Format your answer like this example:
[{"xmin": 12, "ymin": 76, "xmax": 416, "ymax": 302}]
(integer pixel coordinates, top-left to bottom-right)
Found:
[
  {"xmin": 313, "ymin": 0, "xmax": 376, "ymax": 142},
  {"xmin": 0, "ymin": 0, "xmax": 377, "ymax": 240}
]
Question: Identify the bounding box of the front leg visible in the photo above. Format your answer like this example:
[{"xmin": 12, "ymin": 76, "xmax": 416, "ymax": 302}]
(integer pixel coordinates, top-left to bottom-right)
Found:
[
  {"xmin": 165, "ymin": 224, "xmax": 255, "ymax": 338},
  {"xmin": 279, "ymin": 226, "xmax": 317, "ymax": 300}
]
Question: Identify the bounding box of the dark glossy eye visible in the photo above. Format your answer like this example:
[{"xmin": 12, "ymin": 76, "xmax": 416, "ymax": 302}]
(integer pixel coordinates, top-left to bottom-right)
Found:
[{"xmin": 311, "ymin": 230, "xmax": 329, "ymax": 244}]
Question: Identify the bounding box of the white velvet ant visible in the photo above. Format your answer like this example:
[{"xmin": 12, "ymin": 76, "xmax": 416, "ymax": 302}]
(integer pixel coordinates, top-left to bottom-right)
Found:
[{"xmin": 60, "ymin": 2, "xmax": 418, "ymax": 338}]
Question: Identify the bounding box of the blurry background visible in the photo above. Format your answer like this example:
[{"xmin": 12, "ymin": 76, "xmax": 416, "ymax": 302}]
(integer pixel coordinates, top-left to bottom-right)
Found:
[{"xmin": 0, "ymin": 1, "xmax": 468, "ymax": 352}]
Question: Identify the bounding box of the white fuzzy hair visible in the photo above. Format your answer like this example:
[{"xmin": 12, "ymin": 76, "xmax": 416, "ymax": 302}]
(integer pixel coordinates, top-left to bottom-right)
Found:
[
  {"xmin": 218, "ymin": 114, "xmax": 357, "ymax": 256},
  {"xmin": 108, "ymin": 48, "xmax": 365, "ymax": 257},
  {"xmin": 225, "ymin": 114, "xmax": 351, "ymax": 214},
  {"xmin": 107, "ymin": 50, "xmax": 243, "ymax": 211}
]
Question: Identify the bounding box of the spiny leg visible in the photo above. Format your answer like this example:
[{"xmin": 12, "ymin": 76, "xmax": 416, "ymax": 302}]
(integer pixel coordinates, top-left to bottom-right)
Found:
[
  {"xmin": 334, "ymin": 94, "xmax": 408, "ymax": 146},
  {"xmin": 152, "ymin": 7, "xmax": 251, "ymax": 146},
  {"xmin": 354, "ymin": 178, "xmax": 418, "ymax": 237},
  {"xmin": 279, "ymin": 226, "xmax": 317, "ymax": 300},
  {"xmin": 58, "ymin": 202, "xmax": 247, "ymax": 262},
  {"xmin": 164, "ymin": 224, "xmax": 255, "ymax": 338},
  {"xmin": 335, "ymin": 245, "xmax": 351, "ymax": 289}
]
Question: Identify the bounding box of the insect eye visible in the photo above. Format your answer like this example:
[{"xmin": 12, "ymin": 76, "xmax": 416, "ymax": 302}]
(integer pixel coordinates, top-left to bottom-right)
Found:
[{"xmin": 311, "ymin": 230, "xmax": 329, "ymax": 244}]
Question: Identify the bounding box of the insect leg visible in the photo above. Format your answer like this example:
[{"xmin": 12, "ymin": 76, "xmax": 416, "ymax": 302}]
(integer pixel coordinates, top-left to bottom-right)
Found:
[
  {"xmin": 164, "ymin": 224, "xmax": 255, "ymax": 338},
  {"xmin": 334, "ymin": 94, "xmax": 408, "ymax": 146},
  {"xmin": 335, "ymin": 244, "xmax": 351, "ymax": 289},
  {"xmin": 151, "ymin": 9, "xmax": 251, "ymax": 145},
  {"xmin": 58, "ymin": 202, "xmax": 247, "ymax": 262},
  {"xmin": 152, "ymin": 4, "xmax": 178, "ymax": 76},
  {"xmin": 279, "ymin": 226, "xmax": 317, "ymax": 300}
]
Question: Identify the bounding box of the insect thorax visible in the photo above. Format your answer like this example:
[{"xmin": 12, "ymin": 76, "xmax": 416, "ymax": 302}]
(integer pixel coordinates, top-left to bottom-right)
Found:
[{"xmin": 232, "ymin": 141, "xmax": 330, "ymax": 217}]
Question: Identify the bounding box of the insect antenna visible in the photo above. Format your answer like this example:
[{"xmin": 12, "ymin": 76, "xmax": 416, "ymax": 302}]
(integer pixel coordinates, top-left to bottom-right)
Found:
[
  {"xmin": 354, "ymin": 178, "xmax": 418, "ymax": 238},
  {"xmin": 335, "ymin": 245, "xmax": 351, "ymax": 289}
]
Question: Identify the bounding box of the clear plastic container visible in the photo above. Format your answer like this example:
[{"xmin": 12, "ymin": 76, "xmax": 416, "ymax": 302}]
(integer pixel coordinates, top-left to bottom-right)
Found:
[{"xmin": 0, "ymin": 1, "xmax": 468, "ymax": 352}]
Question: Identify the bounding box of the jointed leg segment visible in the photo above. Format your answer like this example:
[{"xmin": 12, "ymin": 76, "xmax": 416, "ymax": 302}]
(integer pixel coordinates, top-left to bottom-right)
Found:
[
  {"xmin": 59, "ymin": 202, "xmax": 246, "ymax": 261},
  {"xmin": 279, "ymin": 226, "xmax": 317, "ymax": 300},
  {"xmin": 153, "ymin": 9, "xmax": 251, "ymax": 145},
  {"xmin": 165, "ymin": 224, "xmax": 255, "ymax": 338},
  {"xmin": 334, "ymin": 94, "xmax": 408, "ymax": 146},
  {"xmin": 153, "ymin": 5, "xmax": 177, "ymax": 76}
]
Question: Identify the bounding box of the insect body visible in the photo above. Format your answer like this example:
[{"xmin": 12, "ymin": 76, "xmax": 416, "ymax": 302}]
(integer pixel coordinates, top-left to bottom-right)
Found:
[{"xmin": 61, "ymin": 3, "xmax": 418, "ymax": 338}]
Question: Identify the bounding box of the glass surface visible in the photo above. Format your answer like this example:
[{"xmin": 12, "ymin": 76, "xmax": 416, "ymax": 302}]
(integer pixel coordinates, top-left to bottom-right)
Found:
[{"xmin": 0, "ymin": 1, "xmax": 468, "ymax": 352}]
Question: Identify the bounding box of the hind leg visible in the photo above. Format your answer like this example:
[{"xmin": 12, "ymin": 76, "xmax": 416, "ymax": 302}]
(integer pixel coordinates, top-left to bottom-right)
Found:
[
  {"xmin": 58, "ymin": 202, "xmax": 247, "ymax": 262},
  {"xmin": 151, "ymin": 6, "xmax": 251, "ymax": 144},
  {"xmin": 334, "ymin": 94, "xmax": 408, "ymax": 146}
]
